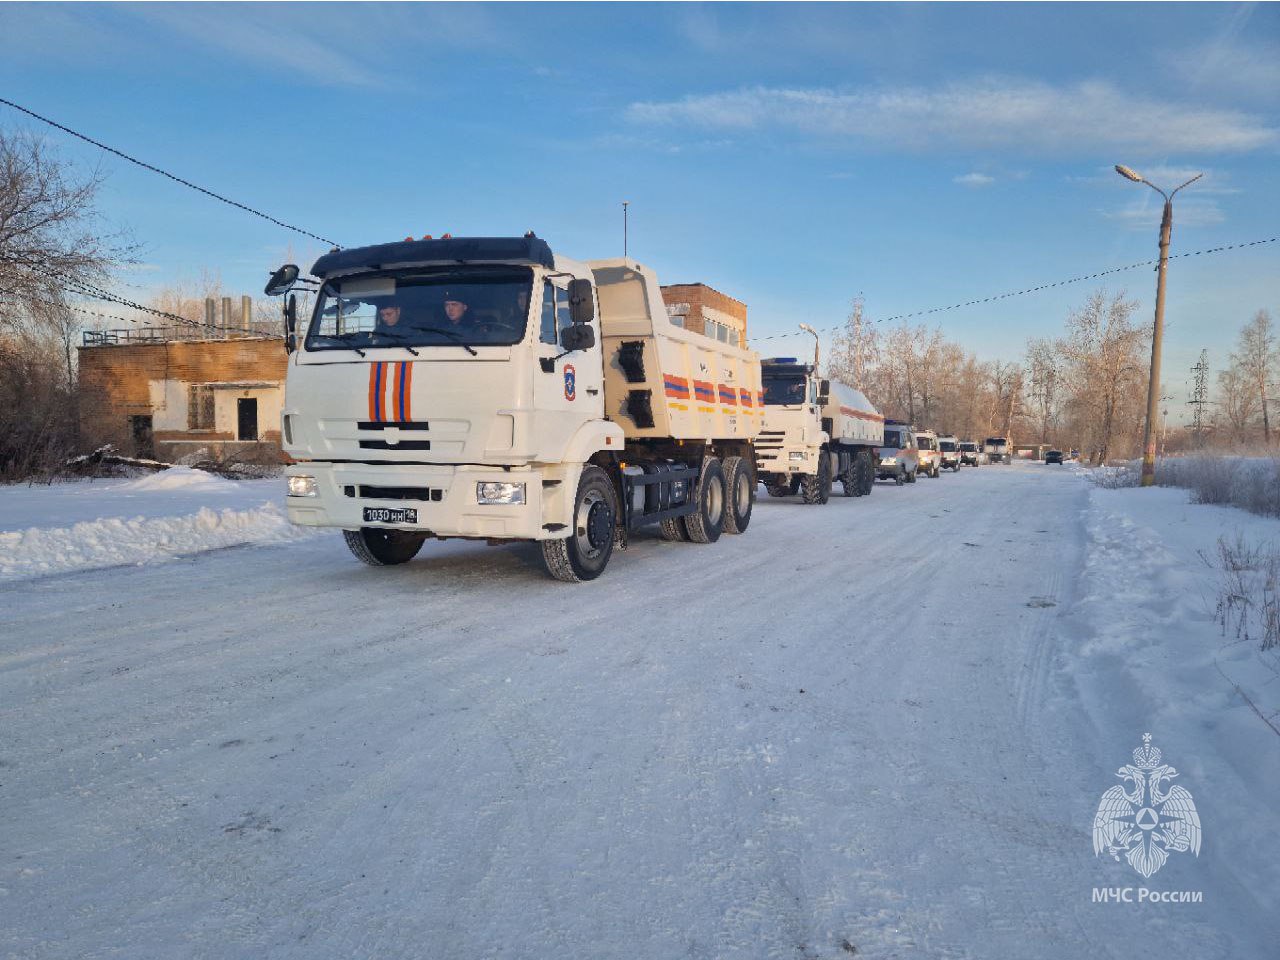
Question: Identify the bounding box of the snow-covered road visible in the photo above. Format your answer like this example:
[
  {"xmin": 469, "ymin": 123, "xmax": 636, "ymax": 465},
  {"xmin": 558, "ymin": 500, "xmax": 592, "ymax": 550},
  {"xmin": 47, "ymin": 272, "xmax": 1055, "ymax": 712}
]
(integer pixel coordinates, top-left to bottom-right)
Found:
[{"xmin": 3, "ymin": 464, "xmax": 1277, "ymax": 959}]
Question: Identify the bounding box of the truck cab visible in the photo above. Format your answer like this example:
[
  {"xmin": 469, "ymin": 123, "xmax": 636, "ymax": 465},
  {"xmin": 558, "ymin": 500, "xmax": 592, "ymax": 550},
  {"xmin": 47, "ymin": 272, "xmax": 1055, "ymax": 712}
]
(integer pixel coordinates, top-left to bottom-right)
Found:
[
  {"xmin": 984, "ymin": 436, "xmax": 1011, "ymax": 464},
  {"xmin": 957, "ymin": 440, "xmax": 980, "ymax": 466},
  {"xmin": 755, "ymin": 358, "xmax": 880, "ymax": 504}
]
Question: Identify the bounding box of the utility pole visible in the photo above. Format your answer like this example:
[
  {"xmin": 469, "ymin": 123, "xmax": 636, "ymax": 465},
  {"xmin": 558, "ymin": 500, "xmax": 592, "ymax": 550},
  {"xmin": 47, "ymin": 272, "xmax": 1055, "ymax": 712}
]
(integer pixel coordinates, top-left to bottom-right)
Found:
[
  {"xmin": 622, "ymin": 200, "xmax": 629, "ymax": 259},
  {"xmin": 1189, "ymin": 349, "xmax": 1209, "ymax": 446},
  {"xmin": 1115, "ymin": 164, "xmax": 1201, "ymax": 486}
]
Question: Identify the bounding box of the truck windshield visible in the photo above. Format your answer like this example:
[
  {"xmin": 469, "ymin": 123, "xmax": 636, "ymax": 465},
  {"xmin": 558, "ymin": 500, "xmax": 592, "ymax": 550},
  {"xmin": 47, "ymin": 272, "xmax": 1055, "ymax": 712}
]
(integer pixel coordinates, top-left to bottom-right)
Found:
[
  {"xmin": 939, "ymin": 441, "xmax": 956, "ymax": 451},
  {"xmin": 763, "ymin": 376, "xmax": 807, "ymax": 405},
  {"xmin": 306, "ymin": 268, "xmax": 533, "ymax": 351},
  {"xmin": 881, "ymin": 431, "xmax": 905, "ymax": 449},
  {"xmin": 959, "ymin": 443, "xmax": 976, "ymax": 451}
]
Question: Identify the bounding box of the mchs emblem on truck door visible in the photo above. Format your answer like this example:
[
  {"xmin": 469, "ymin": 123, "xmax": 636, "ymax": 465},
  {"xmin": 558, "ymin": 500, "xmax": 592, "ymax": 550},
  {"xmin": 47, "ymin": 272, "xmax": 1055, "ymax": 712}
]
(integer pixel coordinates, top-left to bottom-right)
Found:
[{"xmin": 564, "ymin": 364, "xmax": 576, "ymax": 401}]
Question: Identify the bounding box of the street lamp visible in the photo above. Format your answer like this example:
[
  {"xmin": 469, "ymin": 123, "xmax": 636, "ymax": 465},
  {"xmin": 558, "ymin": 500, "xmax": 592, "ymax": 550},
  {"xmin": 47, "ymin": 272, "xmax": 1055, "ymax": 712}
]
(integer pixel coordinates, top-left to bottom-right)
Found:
[
  {"xmin": 798, "ymin": 323, "xmax": 820, "ymax": 369},
  {"xmin": 1114, "ymin": 164, "xmax": 1202, "ymax": 486}
]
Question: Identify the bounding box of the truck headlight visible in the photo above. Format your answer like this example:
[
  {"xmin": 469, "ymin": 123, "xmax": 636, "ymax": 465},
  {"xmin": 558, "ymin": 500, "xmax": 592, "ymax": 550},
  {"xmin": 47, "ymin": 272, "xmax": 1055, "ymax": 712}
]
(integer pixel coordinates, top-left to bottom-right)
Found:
[
  {"xmin": 881, "ymin": 456, "xmax": 897, "ymax": 465},
  {"xmin": 477, "ymin": 481, "xmax": 526, "ymax": 505},
  {"xmin": 287, "ymin": 475, "xmax": 319, "ymax": 498},
  {"xmin": 789, "ymin": 451, "xmax": 806, "ymax": 461}
]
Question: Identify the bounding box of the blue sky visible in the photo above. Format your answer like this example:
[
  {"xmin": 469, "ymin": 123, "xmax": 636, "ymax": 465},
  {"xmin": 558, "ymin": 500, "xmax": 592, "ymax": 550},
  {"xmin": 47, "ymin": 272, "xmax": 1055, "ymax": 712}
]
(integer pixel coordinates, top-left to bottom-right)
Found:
[{"xmin": 2, "ymin": 1, "xmax": 1277, "ymax": 399}]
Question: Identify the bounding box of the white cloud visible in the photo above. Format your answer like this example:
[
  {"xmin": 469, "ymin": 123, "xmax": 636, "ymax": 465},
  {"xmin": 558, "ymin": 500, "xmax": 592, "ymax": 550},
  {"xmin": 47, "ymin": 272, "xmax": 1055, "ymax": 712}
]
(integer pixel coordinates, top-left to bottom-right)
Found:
[
  {"xmin": 954, "ymin": 172, "xmax": 995, "ymax": 187},
  {"xmin": 627, "ymin": 79, "xmax": 1277, "ymax": 154}
]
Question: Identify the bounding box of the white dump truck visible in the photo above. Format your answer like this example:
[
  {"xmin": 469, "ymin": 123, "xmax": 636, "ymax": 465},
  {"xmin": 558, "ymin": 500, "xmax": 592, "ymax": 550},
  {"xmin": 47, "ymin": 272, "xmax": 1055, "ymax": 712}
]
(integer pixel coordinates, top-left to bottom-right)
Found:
[
  {"xmin": 266, "ymin": 236, "xmax": 763, "ymax": 582},
  {"xmin": 754, "ymin": 358, "xmax": 882, "ymax": 503}
]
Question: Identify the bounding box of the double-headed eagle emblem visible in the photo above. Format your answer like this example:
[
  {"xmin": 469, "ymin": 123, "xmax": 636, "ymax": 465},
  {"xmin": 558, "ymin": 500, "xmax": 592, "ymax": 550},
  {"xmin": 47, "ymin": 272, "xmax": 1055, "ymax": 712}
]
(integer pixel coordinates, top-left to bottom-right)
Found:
[{"xmin": 1093, "ymin": 733, "xmax": 1201, "ymax": 878}]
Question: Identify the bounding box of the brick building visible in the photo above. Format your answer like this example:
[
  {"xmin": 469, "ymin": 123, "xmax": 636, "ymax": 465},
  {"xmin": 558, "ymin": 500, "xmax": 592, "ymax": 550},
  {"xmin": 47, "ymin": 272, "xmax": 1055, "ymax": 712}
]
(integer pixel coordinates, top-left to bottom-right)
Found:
[
  {"xmin": 79, "ymin": 332, "xmax": 287, "ymax": 461},
  {"xmin": 660, "ymin": 283, "xmax": 748, "ymax": 347}
]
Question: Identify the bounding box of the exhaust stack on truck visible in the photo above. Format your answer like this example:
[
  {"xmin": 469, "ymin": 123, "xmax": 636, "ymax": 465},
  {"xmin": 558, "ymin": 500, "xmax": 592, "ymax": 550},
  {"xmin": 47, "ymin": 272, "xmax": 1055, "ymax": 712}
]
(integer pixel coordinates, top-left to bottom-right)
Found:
[{"xmin": 268, "ymin": 235, "xmax": 761, "ymax": 582}]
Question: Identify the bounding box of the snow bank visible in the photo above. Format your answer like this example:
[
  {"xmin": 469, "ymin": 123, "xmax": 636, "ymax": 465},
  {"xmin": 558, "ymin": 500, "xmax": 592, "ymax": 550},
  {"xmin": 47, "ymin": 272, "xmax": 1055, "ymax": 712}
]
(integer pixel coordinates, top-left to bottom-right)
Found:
[
  {"xmin": 0, "ymin": 502, "xmax": 312, "ymax": 582},
  {"xmin": 111, "ymin": 465, "xmax": 242, "ymax": 494}
]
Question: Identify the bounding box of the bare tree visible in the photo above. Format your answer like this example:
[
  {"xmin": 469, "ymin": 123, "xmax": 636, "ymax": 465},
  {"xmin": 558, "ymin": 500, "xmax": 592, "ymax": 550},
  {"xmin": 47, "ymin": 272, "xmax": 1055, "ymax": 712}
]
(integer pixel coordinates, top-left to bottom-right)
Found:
[
  {"xmin": 1226, "ymin": 310, "xmax": 1278, "ymax": 444},
  {"xmin": 1025, "ymin": 337, "xmax": 1060, "ymax": 445},
  {"xmin": 1055, "ymin": 290, "xmax": 1147, "ymax": 462},
  {"xmin": 0, "ymin": 128, "xmax": 130, "ymax": 477}
]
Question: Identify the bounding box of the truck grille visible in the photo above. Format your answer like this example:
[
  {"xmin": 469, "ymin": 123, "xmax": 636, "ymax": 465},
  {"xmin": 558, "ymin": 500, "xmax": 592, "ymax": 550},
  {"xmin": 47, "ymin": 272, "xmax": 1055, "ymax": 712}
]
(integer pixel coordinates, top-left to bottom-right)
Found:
[
  {"xmin": 345, "ymin": 485, "xmax": 443, "ymax": 502},
  {"xmin": 755, "ymin": 431, "xmax": 785, "ymax": 452}
]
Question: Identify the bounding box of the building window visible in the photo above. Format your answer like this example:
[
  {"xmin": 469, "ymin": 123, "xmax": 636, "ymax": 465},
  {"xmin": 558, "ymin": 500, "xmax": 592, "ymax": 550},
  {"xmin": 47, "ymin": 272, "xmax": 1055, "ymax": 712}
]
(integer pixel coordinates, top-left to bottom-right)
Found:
[
  {"xmin": 188, "ymin": 384, "xmax": 215, "ymax": 430},
  {"xmin": 705, "ymin": 318, "xmax": 733, "ymax": 343}
]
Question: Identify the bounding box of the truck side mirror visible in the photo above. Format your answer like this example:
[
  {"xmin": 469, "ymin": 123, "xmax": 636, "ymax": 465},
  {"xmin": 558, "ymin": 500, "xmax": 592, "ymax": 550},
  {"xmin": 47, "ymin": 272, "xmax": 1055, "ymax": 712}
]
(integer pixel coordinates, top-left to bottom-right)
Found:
[
  {"xmin": 568, "ymin": 278, "xmax": 595, "ymax": 324},
  {"xmin": 817, "ymin": 379, "xmax": 830, "ymax": 405},
  {"xmin": 560, "ymin": 322, "xmax": 595, "ymax": 353},
  {"xmin": 284, "ymin": 293, "xmax": 298, "ymax": 353},
  {"xmin": 265, "ymin": 264, "xmax": 299, "ymax": 297}
]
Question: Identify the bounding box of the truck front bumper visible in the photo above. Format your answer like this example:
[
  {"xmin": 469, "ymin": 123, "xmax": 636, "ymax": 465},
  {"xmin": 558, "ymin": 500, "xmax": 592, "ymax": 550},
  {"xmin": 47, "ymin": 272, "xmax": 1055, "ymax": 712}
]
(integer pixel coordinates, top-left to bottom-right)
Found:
[{"xmin": 285, "ymin": 462, "xmax": 553, "ymax": 540}]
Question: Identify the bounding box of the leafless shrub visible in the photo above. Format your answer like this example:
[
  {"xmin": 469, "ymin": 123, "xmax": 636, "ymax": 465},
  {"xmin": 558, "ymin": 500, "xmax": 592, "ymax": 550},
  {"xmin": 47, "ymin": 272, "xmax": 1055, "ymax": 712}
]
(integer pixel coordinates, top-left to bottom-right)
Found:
[
  {"xmin": 1088, "ymin": 463, "xmax": 1140, "ymax": 488},
  {"xmin": 1213, "ymin": 533, "xmax": 1280, "ymax": 657},
  {"xmin": 1155, "ymin": 453, "xmax": 1280, "ymax": 519}
]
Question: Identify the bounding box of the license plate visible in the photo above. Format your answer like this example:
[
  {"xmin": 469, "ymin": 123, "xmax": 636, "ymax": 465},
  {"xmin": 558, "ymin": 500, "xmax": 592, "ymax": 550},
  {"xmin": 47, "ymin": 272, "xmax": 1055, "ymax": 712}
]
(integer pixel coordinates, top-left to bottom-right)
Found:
[{"xmin": 362, "ymin": 506, "xmax": 417, "ymax": 524}]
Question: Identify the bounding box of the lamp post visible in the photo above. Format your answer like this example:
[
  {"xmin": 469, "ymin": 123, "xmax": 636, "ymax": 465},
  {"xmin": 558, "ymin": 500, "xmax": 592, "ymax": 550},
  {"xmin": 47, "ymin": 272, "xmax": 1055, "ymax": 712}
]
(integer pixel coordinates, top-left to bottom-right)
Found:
[
  {"xmin": 1114, "ymin": 164, "xmax": 1201, "ymax": 486},
  {"xmin": 798, "ymin": 323, "xmax": 820, "ymax": 370}
]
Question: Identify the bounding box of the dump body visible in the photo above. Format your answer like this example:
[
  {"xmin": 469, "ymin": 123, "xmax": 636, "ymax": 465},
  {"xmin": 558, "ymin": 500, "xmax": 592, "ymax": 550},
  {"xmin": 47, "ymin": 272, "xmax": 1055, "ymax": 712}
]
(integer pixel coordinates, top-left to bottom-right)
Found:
[{"xmin": 592, "ymin": 260, "xmax": 761, "ymax": 444}]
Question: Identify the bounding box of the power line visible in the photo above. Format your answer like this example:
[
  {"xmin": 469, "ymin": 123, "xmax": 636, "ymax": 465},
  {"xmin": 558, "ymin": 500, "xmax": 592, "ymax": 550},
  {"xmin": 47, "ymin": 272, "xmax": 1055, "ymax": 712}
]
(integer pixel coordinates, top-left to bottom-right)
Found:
[
  {"xmin": 0, "ymin": 95, "xmax": 341, "ymax": 249},
  {"xmin": 748, "ymin": 235, "xmax": 1279, "ymax": 344}
]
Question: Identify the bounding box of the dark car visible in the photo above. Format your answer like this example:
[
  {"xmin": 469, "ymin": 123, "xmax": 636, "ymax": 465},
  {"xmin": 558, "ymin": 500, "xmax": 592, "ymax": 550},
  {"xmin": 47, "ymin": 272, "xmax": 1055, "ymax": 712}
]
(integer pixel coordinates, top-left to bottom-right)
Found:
[{"xmin": 1045, "ymin": 449, "xmax": 1065, "ymax": 464}]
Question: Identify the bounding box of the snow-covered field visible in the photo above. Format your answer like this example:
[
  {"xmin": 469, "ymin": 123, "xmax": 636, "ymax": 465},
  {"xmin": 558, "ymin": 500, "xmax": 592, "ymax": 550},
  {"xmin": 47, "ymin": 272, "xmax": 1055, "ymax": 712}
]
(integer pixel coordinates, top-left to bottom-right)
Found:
[{"xmin": 2, "ymin": 463, "xmax": 1277, "ymax": 959}]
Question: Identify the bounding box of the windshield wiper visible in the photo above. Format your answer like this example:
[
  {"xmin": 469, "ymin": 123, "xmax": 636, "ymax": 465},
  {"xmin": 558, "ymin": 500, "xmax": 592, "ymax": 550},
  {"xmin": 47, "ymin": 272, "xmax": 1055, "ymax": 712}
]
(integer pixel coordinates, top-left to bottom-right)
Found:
[
  {"xmin": 308, "ymin": 334, "xmax": 365, "ymax": 357},
  {"xmin": 413, "ymin": 327, "xmax": 479, "ymax": 356},
  {"xmin": 369, "ymin": 330, "xmax": 420, "ymax": 356}
]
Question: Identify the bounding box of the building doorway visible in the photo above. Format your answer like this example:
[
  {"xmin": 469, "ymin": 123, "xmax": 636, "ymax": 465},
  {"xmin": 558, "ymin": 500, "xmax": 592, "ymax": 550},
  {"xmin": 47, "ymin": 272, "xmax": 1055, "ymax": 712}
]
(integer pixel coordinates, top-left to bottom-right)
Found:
[
  {"xmin": 129, "ymin": 415, "xmax": 154, "ymax": 459},
  {"xmin": 237, "ymin": 398, "xmax": 258, "ymax": 441}
]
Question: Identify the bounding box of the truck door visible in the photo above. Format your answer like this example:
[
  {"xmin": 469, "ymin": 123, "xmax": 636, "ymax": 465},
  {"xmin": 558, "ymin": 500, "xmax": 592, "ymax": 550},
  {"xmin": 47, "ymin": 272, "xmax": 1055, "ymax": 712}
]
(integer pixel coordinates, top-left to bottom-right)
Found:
[{"xmin": 533, "ymin": 278, "xmax": 604, "ymax": 420}]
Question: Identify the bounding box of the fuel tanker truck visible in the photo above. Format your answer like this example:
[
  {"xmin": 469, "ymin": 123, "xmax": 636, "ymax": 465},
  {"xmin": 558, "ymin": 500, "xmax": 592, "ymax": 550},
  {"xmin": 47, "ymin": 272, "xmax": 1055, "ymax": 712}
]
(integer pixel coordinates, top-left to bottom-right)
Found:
[
  {"xmin": 754, "ymin": 358, "xmax": 883, "ymax": 503},
  {"xmin": 265, "ymin": 235, "xmax": 762, "ymax": 582}
]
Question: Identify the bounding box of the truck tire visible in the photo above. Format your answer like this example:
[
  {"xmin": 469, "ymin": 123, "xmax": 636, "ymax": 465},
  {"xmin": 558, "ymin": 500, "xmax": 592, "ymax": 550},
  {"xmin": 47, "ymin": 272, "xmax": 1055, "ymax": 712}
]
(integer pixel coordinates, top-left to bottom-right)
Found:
[
  {"xmin": 907, "ymin": 466, "xmax": 917, "ymax": 483},
  {"xmin": 343, "ymin": 528, "xmax": 427, "ymax": 566},
  {"xmin": 722, "ymin": 455, "xmax": 754, "ymax": 534},
  {"xmin": 683, "ymin": 457, "xmax": 726, "ymax": 543},
  {"xmin": 839, "ymin": 452, "xmax": 859, "ymax": 497},
  {"xmin": 659, "ymin": 517, "xmax": 689, "ymax": 541},
  {"xmin": 858, "ymin": 449, "xmax": 875, "ymax": 495},
  {"xmin": 540, "ymin": 465, "xmax": 617, "ymax": 582},
  {"xmin": 801, "ymin": 452, "xmax": 832, "ymax": 504}
]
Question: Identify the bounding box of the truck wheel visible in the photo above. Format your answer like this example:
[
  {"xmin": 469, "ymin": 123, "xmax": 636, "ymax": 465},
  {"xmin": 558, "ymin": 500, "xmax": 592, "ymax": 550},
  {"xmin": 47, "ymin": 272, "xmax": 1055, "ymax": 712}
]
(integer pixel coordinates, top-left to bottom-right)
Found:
[
  {"xmin": 859, "ymin": 450, "xmax": 875, "ymax": 495},
  {"xmin": 894, "ymin": 471, "xmax": 904, "ymax": 486},
  {"xmin": 907, "ymin": 467, "xmax": 917, "ymax": 483},
  {"xmin": 722, "ymin": 455, "xmax": 754, "ymax": 534},
  {"xmin": 659, "ymin": 517, "xmax": 689, "ymax": 541},
  {"xmin": 540, "ymin": 465, "xmax": 617, "ymax": 582},
  {"xmin": 683, "ymin": 457, "xmax": 726, "ymax": 543},
  {"xmin": 343, "ymin": 528, "xmax": 427, "ymax": 566},
  {"xmin": 800, "ymin": 452, "xmax": 832, "ymax": 505}
]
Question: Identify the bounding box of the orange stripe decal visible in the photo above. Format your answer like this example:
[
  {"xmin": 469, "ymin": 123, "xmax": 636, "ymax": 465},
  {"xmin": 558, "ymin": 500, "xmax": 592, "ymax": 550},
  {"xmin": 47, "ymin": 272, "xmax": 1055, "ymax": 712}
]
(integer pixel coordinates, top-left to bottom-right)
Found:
[
  {"xmin": 402, "ymin": 362, "xmax": 413, "ymax": 422},
  {"xmin": 368, "ymin": 363, "xmax": 380, "ymax": 422}
]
